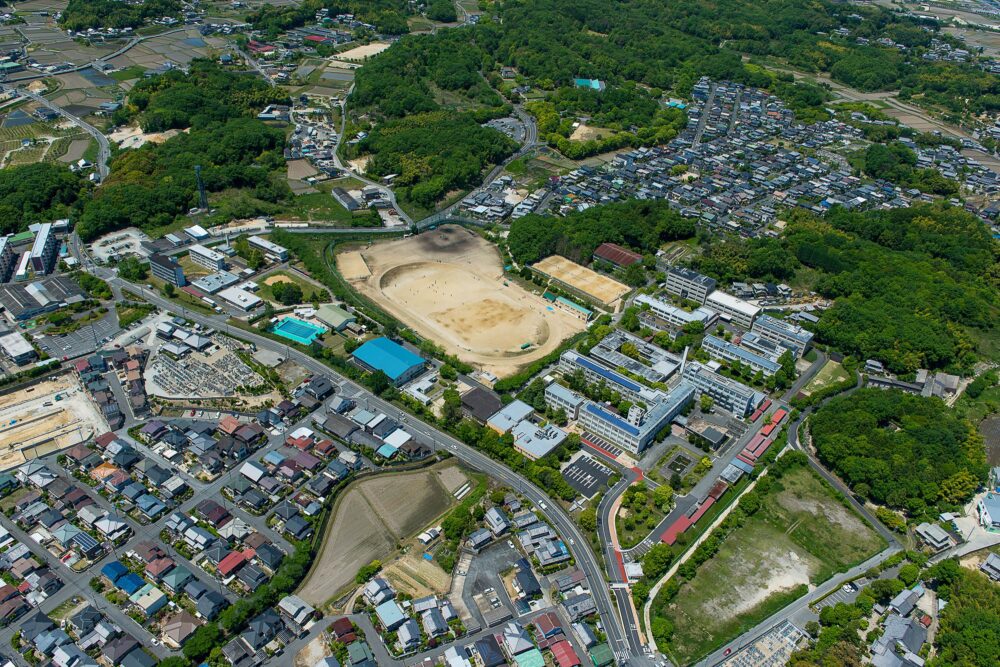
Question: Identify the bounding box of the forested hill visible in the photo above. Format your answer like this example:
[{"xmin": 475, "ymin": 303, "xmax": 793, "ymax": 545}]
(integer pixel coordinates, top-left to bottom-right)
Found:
[
  {"xmin": 247, "ymin": 0, "xmax": 413, "ymax": 37},
  {"xmin": 76, "ymin": 61, "xmax": 292, "ymax": 241},
  {"xmin": 59, "ymin": 0, "xmax": 182, "ymax": 31}
]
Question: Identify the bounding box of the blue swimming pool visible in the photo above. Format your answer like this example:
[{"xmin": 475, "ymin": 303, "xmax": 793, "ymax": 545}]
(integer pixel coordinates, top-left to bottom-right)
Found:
[{"xmin": 273, "ymin": 317, "xmax": 326, "ymax": 345}]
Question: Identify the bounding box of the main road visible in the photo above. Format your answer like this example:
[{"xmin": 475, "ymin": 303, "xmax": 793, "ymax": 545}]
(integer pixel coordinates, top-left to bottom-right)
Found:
[{"xmin": 106, "ymin": 276, "xmax": 650, "ymax": 666}]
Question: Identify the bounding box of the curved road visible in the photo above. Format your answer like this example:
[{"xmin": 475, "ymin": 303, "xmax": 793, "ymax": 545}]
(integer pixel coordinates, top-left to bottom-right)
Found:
[{"xmin": 102, "ymin": 274, "xmax": 646, "ymax": 665}]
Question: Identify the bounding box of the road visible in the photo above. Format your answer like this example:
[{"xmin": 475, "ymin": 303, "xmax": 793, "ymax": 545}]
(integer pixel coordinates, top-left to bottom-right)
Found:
[
  {"xmin": 108, "ymin": 278, "xmax": 648, "ymax": 666},
  {"xmin": 16, "ymin": 88, "xmax": 111, "ymax": 180}
]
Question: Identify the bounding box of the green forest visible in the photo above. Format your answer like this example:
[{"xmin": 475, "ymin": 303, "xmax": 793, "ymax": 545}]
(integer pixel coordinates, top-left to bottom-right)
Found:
[
  {"xmin": 507, "ymin": 200, "xmax": 696, "ymax": 265},
  {"xmin": 809, "ymin": 389, "xmax": 987, "ymax": 517},
  {"xmin": 0, "ymin": 163, "xmax": 86, "ymax": 235},
  {"xmin": 59, "ymin": 0, "xmax": 181, "ymax": 31},
  {"xmin": 690, "ymin": 204, "xmax": 998, "ymax": 373},
  {"xmin": 357, "ymin": 111, "xmax": 518, "ymax": 210},
  {"xmin": 78, "ymin": 61, "xmax": 292, "ymax": 240},
  {"xmin": 246, "ymin": 0, "xmax": 412, "ymax": 37}
]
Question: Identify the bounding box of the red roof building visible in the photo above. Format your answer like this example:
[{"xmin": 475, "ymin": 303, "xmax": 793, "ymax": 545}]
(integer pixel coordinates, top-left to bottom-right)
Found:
[
  {"xmin": 218, "ymin": 415, "xmax": 242, "ymax": 436},
  {"xmin": 94, "ymin": 432, "xmax": 117, "ymax": 449},
  {"xmin": 550, "ymin": 640, "xmax": 582, "ymax": 667},
  {"xmin": 593, "ymin": 242, "xmax": 642, "ymax": 267},
  {"xmin": 218, "ymin": 551, "xmax": 246, "ymax": 577}
]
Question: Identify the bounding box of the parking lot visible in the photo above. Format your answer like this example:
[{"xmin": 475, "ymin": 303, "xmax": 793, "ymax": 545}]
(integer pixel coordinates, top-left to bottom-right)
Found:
[
  {"xmin": 562, "ymin": 454, "xmax": 612, "ymax": 498},
  {"xmin": 812, "ymin": 577, "xmax": 869, "ymax": 611},
  {"xmin": 35, "ymin": 313, "xmax": 120, "ymax": 359}
]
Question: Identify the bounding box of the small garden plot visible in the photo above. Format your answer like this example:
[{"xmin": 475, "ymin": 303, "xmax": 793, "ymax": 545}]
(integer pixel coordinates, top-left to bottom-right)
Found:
[{"xmin": 616, "ymin": 482, "xmax": 673, "ymax": 549}]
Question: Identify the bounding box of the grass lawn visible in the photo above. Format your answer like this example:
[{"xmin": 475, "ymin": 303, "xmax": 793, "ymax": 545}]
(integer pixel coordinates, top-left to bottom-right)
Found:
[
  {"xmin": 177, "ymin": 254, "xmax": 213, "ymax": 279},
  {"xmin": 801, "ymin": 360, "xmax": 849, "ymax": 396},
  {"xmin": 258, "ymin": 269, "xmax": 330, "ymax": 304},
  {"xmin": 654, "ymin": 465, "xmax": 885, "ymax": 664},
  {"xmin": 280, "ymin": 191, "xmax": 355, "ymax": 224},
  {"xmin": 110, "ymin": 65, "xmax": 147, "ymax": 82}
]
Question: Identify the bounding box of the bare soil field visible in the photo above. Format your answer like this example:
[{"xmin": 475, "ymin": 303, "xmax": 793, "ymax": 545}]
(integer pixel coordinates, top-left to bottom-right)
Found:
[
  {"xmin": 287, "ymin": 158, "xmax": 318, "ymax": 180},
  {"xmin": 298, "ymin": 461, "xmax": 462, "ymax": 607},
  {"xmin": 339, "ymin": 225, "xmax": 587, "ymax": 377},
  {"xmin": 569, "ymin": 123, "xmax": 615, "ymax": 141},
  {"xmin": 0, "ymin": 374, "xmax": 108, "ymax": 470},
  {"xmin": 58, "ymin": 138, "xmax": 89, "ymax": 163},
  {"xmin": 382, "ymin": 551, "xmax": 453, "ymax": 598},
  {"xmin": 333, "ymin": 41, "xmax": 391, "ymax": 62},
  {"xmin": 533, "ymin": 254, "xmax": 630, "ymax": 307},
  {"xmin": 110, "ymin": 125, "xmax": 184, "ymax": 149}
]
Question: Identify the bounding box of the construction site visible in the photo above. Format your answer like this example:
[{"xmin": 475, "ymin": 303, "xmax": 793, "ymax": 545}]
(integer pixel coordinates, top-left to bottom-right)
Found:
[{"xmin": 0, "ymin": 374, "xmax": 108, "ymax": 470}]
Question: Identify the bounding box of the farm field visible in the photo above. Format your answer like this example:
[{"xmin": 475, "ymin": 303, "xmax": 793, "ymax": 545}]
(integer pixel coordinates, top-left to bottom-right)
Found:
[
  {"xmin": 655, "ymin": 464, "xmax": 885, "ymax": 665},
  {"xmin": 338, "ymin": 225, "xmax": 587, "ymax": 377},
  {"xmin": 297, "ymin": 461, "xmax": 467, "ymax": 607}
]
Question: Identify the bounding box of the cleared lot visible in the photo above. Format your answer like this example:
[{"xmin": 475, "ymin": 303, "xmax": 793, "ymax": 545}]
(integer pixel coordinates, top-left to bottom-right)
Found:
[
  {"xmin": 298, "ymin": 461, "xmax": 465, "ymax": 607},
  {"xmin": 532, "ymin": 254, "xmax": 630, "ymax": 307},
  {"xmin": 339, "ymin": 225, "xmax": 586, "ymax": 377},
  {"xmin": 653, "ymin": 463, "xmax": 885, "ymax": 664}
]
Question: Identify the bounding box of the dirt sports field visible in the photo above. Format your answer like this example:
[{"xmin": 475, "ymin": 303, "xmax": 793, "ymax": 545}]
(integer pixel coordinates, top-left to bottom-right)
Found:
[
  {"xmin": 297, "ymin": 461, "xmax": 467, "ymax": 607},
  {"xmin": 337, "ymin": 226, "xmax": 587, "ymax": 377},
  {"xmin": 533, "ymin": 254, "xmax": 630, "ymax": 307}
]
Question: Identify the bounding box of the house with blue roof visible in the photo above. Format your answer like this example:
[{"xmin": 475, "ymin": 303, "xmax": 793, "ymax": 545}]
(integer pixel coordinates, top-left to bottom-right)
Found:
[
  {"xmin": 116, "ymin": 573, "xmax": 145, "ymax": 595},
  {"xmin": 375, "ymin": 600, "xmax": 406, "ymax": 630},
  {"xmin": 101, "ymin": 560, "xmax": 128, "ymax": 584},
  {"xmin": 351, "ymin": 337, "xmax": 426, "ymax": 386}
]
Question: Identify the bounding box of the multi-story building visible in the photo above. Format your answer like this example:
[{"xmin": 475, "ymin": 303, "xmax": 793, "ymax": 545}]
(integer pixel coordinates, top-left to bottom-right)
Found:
[
  {"xmin": 0, "ymin": 235, "xmax": 15, "ymax": 283},
  {"xmin": 187, "ymin": 244, "xmax": 227, "ymax": 271},
  {"xmin": 705, "ymin": 290, "xmax": 760, "ymax": 329},
  {"xmin": 29, "ymin": 223, "xmax": 56, "ymax": 275},
  {"xmin": 750, "ymin": 314, "xmax": 813, "ymax": 359},
  {"xmin": 559, "ymin": 350, "xmax": 662, "ymax": 404},
  {"xmin": 664, "ymin": 267, "xmax": 716, "ymax": 305},
  {"xmin": 149, "ymin": 254, "xmax": 187, "ymax": 287},
  {"xmin": 681, "ymin": 361, "xmax": 765, "ymax": 417},
  {"xmin": 248, "ymin": 236, "xmax": 289, "ymax": 262},
  {"xmin": 635, "ymin": 293, "xmax": 718, "ymax": 331},
  {"xmin": 702, "ymin": 334, "xmax": 780, "ymax": 376},
  {"xmin": 578, "ymin": 382, "xmax": 695, "ymax": 454},
  {"xmin": 589, "ymin": 329, "xmax": 681, "ymax": 385},
  {"xmin": 737, "ymin": 331, "xmax": 788, "ymax": 363},
  {"xmin": 544, "ymin": 382, "xmax": 585, "ymax": 419}
]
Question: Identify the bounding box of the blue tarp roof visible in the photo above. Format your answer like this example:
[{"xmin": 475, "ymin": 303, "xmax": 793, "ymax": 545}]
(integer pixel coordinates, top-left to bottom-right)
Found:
[
  {"xmin": 117, "ymin": 573, "xmax": 145, "ymax": 594},
  {"xmin": 352, "ymin": 337, "xmax": 425, "ymax": 381},
  {"xmin": 101, "ymin": 560, "xmax": 128, "ymax": 583}
]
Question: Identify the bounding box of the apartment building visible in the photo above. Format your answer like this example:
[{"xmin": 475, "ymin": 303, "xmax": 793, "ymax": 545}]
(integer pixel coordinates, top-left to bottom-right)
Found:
[
  {"xmin": 681, "ymin": 361, "xmax": 766, "ymax": 417},
  {"xmin": 187, "ymin": 244, "xmax": 227, "ymax": 271},
  {"xmin": 750, "ymin": 314, "xmax": 814, "ymax": 358},
  {"xmin": 702, "ymin": 334, "xmax": 780, "ymax": 376},
  {"xmin": 705, "ymin": 290, "xmax": 760, "ymax": 329},
  {"xmin": 664, "ymin": 266, "xmax": 716, "ymax": 304},
  {"xmin": 149, "ymin": 254, "xmax": 187, "ymax": 287}
]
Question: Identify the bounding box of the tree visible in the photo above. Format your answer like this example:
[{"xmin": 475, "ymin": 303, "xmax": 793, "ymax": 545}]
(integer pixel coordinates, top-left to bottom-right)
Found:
[
  {"xmin": 699, "ymin": 394, "xmax": 714, "ymax": 413},
  {"xmin": 182, "ymin": 623, "xmax": 220, "ymax": 660},
  {"xmin": 578, "ymin": 507, "xmax": 597, "ymax": 531},
  {"xmin": 653, "ymin": 484, "xmax": 674, "ymax": 511},
  {"xmin": 442, "ymin": 388, "xmax": 463, "ymax": 425},
  {"xmin": 271, "ymin": 282, "xmax": 303, "ymax": 306},
  {"xmin": 898, "ymin": 563, "xmax": 920, "ymax": 587},
  {"xmin": 622, "ymin": 262, "xmax": 647, "ymax": 287},
  {"xmin": 117, "ymin": 256, "xmax": 148, "ymax": 281},
  {"xmin": 355, "ymin": 559, "xmax": 382, "ymax": 584},
  {"xmin": 369, "ymin": 370, "xmax": 391, "ymax": 396},
  {"xmin": 642, "ymin": 543, "xmax": 673, "ymax": 579},
  {"xmin": 440, "ymin": 364, "xmax": 458, "ymax": 380},
  {"xmin": 669, "ymin": 472, "xmax": 682, "ymax": 490},
  {"xmin": 157, "ymin": 658, "xmax": 191, "ymax": 667},
  {"xmin": 162, "ymin": 282, "xmax": 175, "ymax": 297}
]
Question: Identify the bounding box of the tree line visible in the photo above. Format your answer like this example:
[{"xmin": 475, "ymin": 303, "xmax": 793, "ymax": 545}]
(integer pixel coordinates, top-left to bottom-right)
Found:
[{"xmin": 59, "ymin": 0, "xmax": 181, "ymax": 31}]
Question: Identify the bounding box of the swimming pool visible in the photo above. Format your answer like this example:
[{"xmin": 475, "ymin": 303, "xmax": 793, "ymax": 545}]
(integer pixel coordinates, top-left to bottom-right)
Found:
[{"xmin": 273, "ymin": 317, "xmax": 326, "ymax": 345}]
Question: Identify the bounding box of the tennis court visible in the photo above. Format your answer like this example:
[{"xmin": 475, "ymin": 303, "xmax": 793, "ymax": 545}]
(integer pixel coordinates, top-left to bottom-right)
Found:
[{"xmin": 273, "ymin": 317, "xmax": 326, "ymax": 345}]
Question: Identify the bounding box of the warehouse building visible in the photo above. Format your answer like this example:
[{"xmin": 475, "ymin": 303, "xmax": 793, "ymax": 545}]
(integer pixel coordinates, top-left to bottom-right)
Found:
[
  {"xmin": 702, "ymin": 334, "xmax": 780, "ymax": 376},
  {"xmin": 705, "ymin": 290, "xmax": 760, "ymax": 329},
  {"xmin": 351, "ymin": 337, "xmax": 427, "ymax": 386},
  {"xmin": 593, "ymin": 242, "xmax": 642, "ymax": 267},
  {"xmin": 681, "ymin": 361, "xmax": 765, "ymax": 417},
  {"xmin": 0, "ymin": 276, "xmax": 86, "ymax": 321},
  {"xmin": 0, "ymin": 331, "xmax": 36, "ymax": 365},
  {"xmin": 248, "ymin": 236, "xmax": 289, "ymax": 262},
  {"xmin": 578, "ymin": 382, "xmax": 695, "ymax": 454},
  {"xmin": 664, "ymin": 267, "xmax": 716, "ymax": 305},
  {"xmin": 191, "ymin": 271, "xmax": 239, "ymax": 295},
  {"xmin": 149, "ymin": 254, "xmax": 186, "ymax": 286},
  {"xmin": 188, "ymin": 244, "xmax": 227, "ymax": 271},
  {"xmin": 750, "ymin": 314, "xmax": 814, "ymax": 358},
  {"xmin": 635, "ymin": 293, "xmax": 718, "ymax": 331}
]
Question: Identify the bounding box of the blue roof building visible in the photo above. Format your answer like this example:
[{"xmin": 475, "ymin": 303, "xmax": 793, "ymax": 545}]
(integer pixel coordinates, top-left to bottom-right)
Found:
[
  {"xmin": 116, "ymin": 573, "xmax": 145, "ymax": 595},
  {"xmin": 352, "ymin": 337, "xmax": 426, "ymax": 385},
  {"xmin": 101, "ymin": 560, "xmax": 128, "ymax": 583}
]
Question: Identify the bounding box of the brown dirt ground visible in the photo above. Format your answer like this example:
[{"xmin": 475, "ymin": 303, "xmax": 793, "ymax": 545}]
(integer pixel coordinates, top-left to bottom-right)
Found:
[
  {"xmin": 532, "ymin": 254, "xmax": 630, "ymax": 306},
  {"xmin": 339, "ymin": 225, "xmax": 587, "ymax": 377}
]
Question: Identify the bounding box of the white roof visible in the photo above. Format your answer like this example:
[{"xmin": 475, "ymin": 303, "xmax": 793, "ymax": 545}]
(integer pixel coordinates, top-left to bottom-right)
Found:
[
  {"xmin": 0, "ymin": 331, "xmax": 33, "ymax": 358},
  {"xmin": 288, "ymin": 426, "xmax": 314, "ymax": 440},
  {"xmin": 383, "ymin": 428, "xmax": 411, "ymax": 448},
  {"xmin": 218, "ymin": 285, "xmax": 262, "ymax": 309},
  {"xmin": 706, "ymin": 290, "xmax": 761, "ymax": 317},
  {"xmin": 189, "ymin": 243, "xmax": 225, "ymax": 262},
  {"xmin": 185, "ymin": 225, "xmax": 210, "ymax": 239}
]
